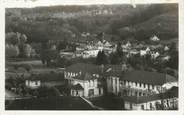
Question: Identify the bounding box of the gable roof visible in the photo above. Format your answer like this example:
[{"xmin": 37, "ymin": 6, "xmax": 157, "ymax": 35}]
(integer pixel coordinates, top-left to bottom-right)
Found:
[
  {"xmin": 65, "ymin": 63, "xmax": 101, "ymax": 74},
  {"xmin": 120, "ymin": 70, "xmax": 177, "ymax": 85},
  {"xmin": 73, "ymin": 73, "xmax": 97, "ymax": 81},
  {"xmin": 123, "ymin": 86, "xmax": 178, "ymax": 104},
  {"xmin": 26, "ymin": 73, "xmax": 64, "ymax": 82},
  {"xmin": 71, "ymin": 84, "xmax": 84, "ymax": 90}
]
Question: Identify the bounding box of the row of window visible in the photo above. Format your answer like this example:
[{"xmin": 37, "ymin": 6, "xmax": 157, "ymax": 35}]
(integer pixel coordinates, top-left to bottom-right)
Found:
[
  {"xmin": 122, "ymin": 90, "xmax": 147, "ymax": 97},
  {"xmin": 130, "ymin": 103, "xmax": 155, "ymax": 110},
  {"xmin": 121, "ymin": 80, "xmax": 155, "ymax": 90}
]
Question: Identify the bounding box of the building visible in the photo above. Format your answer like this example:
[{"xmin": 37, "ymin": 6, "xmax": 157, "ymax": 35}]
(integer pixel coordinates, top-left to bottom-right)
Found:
[
  {"xmin": 150, "ymin": 35, "xmax": 160, "ymax": 42},
  {"xmin": 25, "ymin": 73, "xmax": 65, "ymax": 89},
  {"xmin": 82, "ymin": 49, "xmax": 99, "ymax": 58},
  {"xmin": 106, "ymin": 70, "xmax": 178, "ymax": 97},
  {"xmin": 105, "ymin": 64, "xmax": 128, "ymax": 95},
  {"xmin": 64, "ymin": 63, "xmax": 104, "ymax": 97},
  {"xmin": 25, "ymin": 78, "xmax": 41, "ymax": 89},
  {"xmin": 124, "ymin": 87, "xmax": 178, "ymax": 110}
]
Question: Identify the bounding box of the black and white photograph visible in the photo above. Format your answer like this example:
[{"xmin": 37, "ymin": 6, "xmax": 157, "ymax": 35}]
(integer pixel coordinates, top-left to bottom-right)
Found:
[{"xmin": 3, "ymin": 0, "xmax": 180, "ymax": 111}]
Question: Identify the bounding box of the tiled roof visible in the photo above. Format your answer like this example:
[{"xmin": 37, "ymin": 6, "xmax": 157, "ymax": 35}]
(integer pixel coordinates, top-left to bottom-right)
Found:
[
  {"xmin": 71, "ymin": 84, "xmax": 84, "ymax": 90},
  {"xmin": 123, "ymin": 87, "xmax": 178, "ymax": 104},
  {"xmin": 120, "ymin": 70, "xmax": 177, "ymax": 85},
  {"xmin": 65, "ymin": 63, "xmax": 101, "ymax": 74},
  {"xmin": 74, "ymin": 73, "xmax": 97, "ymax": 80},
  {"xmin": 26, "ymin": 73, "xmax": 64, "ymax": 81},
  {"xmin": 104, "ymin": 64, "xmax": 127, "ymax": 77}
]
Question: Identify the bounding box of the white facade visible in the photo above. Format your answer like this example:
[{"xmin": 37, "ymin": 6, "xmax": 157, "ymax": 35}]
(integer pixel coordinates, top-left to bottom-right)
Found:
[
  {"xmin": 151, "ymin": 52, "xmax": 160, "ymax": 59},
  {"xmin": 120, "ymin": 80, "xmax": 161, "ymax": 97},
  {"xmin": 150, "ymin": 35, "xmax": 160, "ymax": 42},
  {"xmin": 106, "ymin": 76, "xmax": 163, "ymax": 97},
  {"xmin": 124, "ymin": 97, "xmax": 178, "ymax": 110},
  {"xmin": 107, "ymin": 76, "xmax": 120, "ymax": 95},
  {"xmin": 71, "ymin": 89, "xmax": 84, "ymax": 97},
  {"xmin": 82, "ymin": 49, "xmax": 99, "ymax": 58},
  {"xmin": 25, "ymin": 80, "xmax": 41, "ymax": 89},
  {"xmin": 65, "ymin": 72, "xmax": 103, "ymax": 97}
]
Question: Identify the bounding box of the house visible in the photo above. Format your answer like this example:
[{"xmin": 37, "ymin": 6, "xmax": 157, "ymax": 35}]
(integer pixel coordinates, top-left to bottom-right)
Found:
[
  {"xmin": 67, "ymin": 73, "xmax": 103, "ymax": 97},
  {"xmin": 164, "ymin": 46, "xmax": 170, "ymax": 51},
  {"xmin": 106, "ymin": 70, "xmax": 177, "ymax": 97},
  {"xmin": 140, "ymin": 50, "xmax": 147, "ymax": 56},
  {"xmin": 82, "ymin": 49, "xmax": 100, "ymax": 58},
  {"xmin": 25, "ymin": 73, "xmax": 65, "ymax": 89},
  {"xmin": 151, "ymin": 52, "xmax": 160, "ymax": 59},
  {"xmin": 125, "ymin": 41, "xmax": 131, "ymax": 48},
  {"xmin": 103, "ymin": 41, "xmax": 111, "ymax": 47},
  {"xmin": 64, "ymin": 63, "xmax": 104, "ymax": 97},
  {"xmin": 162, "ymin": 55, "xmax": 171, "ymax": 61},
  {"xmin": 124, "ymin": 86, "xmax": 178, "ymax": 110},
  {"xmin": 25, "ymin": 77, "xmax": 41, "ymax": 89},
  {"xmin": 150, "ymin": 35, "xmax": 160, "ymax": 42},
  {"xmin": 59, "ymin": 51, "xmax": 76, "ymax": 59}
]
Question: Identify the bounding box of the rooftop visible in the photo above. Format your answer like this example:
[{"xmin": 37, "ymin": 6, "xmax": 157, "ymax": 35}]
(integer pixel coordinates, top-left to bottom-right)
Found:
[
  {"xmin": 26, "ymin": 73, "xmax": 64, "ymax": 82},
  {"xmin": 71, "ymin": 84, "xmax": 84, "ymax": 90},
  {"xmin": 65, "ymin": 63, "xmax": 101, "ymax": 74},
  {"xmin": 123, "ymin": 86, "xmax": 178, "ymax": 104},
  {"xmin": 120, "ymin": 70, "xmax": 177, "ymax": 85},
  {"xmin": 73, "ymin": 73, "xmax": 97, "ymax": 81}
]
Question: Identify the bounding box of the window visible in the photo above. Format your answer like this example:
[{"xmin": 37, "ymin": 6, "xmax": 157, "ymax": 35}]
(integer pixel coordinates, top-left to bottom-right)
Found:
[
  {"xmin": 35, "ymin": 81, "xmax": 38, "ymax": 85},
  {"xmin": 139, "ymin": 83, "xmax": 141, "ymax": 87},
  {"xmin": 148, "ymin": 84, "xmax": 150, "ymax": 90},
  {"xmin": 139, "ymin": 92, "xmax": 142, "ymax": 96},
  {"xmin": 130, "ymin": 103, "xmax": 133, "ymax": 109},
  {"xmin": 152, "ymin": 85, "xmax": 154, "ymax": 90},
  {"xmin": 135, "ymin": 91, "xmax": 138, "ymax": 96},
  {"xmin": 72, "ymin": 90, "xmax": 74, "ymax": 96},
  {"xmin": 144, "ymin": 83, "xmax": 146, "ymax": 88},
  {"xmin": 115, "ymin": 86, "xmax": 117, "ymax": 93},
  {"xmin": 88, "ymin": 89, "xmax": 94, "ymax": 97},
  {"xmin": 150, "ymin": 103, "xmax": 153, "ymax": 110},
  {"xmin": 141, "ymin": 105, "xmax": 144, "ymax": 110},
  {"xmin": 76, "ymin": 91, "xmax": 78, "ymax": 96},
  {"xmin": 99, "ymin": 88, "xmax": 101, "ymax": 95}
]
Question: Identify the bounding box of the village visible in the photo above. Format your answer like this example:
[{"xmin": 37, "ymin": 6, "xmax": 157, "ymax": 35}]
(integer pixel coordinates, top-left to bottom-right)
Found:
[
  {"xmin": 5, "ymin": 3, "xmax": 178, "ymax": 110},
  {"xmin": 5, "ymin": 31, "xmax": 178, "ymax": 110}
]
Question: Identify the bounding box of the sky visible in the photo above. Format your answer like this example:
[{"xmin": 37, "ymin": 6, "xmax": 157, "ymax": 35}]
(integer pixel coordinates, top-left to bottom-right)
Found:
[{"xmin": 3, "ymin": 0, "xmax": 178, "ymax": 8}]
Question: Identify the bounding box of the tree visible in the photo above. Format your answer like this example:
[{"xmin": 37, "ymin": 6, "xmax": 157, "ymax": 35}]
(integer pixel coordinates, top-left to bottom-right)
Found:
[
  {"xmin": 5, "ymin": 32, "xmax": 20, "ymax": 45},
  {"xmin": 22, "ymin": 64, "xmax": 33, "ymax": 72},
  {"xmin": 96, "ymin": 50, "xmax": 108, "ymax": 65},
  {"xmin": 6, "ymin": 44, "xmax": 20, "ymax": 58},
  {"xmin": 57, "ymin": 41, "xmax": 67, "ymax": 51},
  {"xmin": 168, "ymin": 50, "xmax": 178, "ymax": 69},
  {"xmin": 116, "ymin": 42, "xmax": 123, "ymax": 56},
  {"xmin": 24, "ymin": 44, "xmax": 32, "ymax": 57}
]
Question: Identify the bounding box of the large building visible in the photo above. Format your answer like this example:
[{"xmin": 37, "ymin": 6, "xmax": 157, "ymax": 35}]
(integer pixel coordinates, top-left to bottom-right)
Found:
[
  {"xmin": 64, "ymin": 63, "xmax": 104, "ymax": 97},
  {"xmin": 106, "ymin": 70, "xmax": 178, "ymax": 97},
  {"xmin": 124, "ymin": 87, "xmax": 178, "ymax": 110}
]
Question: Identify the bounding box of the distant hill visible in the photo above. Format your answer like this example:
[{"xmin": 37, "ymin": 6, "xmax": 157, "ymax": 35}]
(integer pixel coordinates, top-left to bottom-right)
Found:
[
  {"xmin": 119, "ymin": 11, "xmax": 178, "ymax": 41},
  {"xmin": 6, "ymin": 4, "xmax": 178, "ymax": 42}
]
